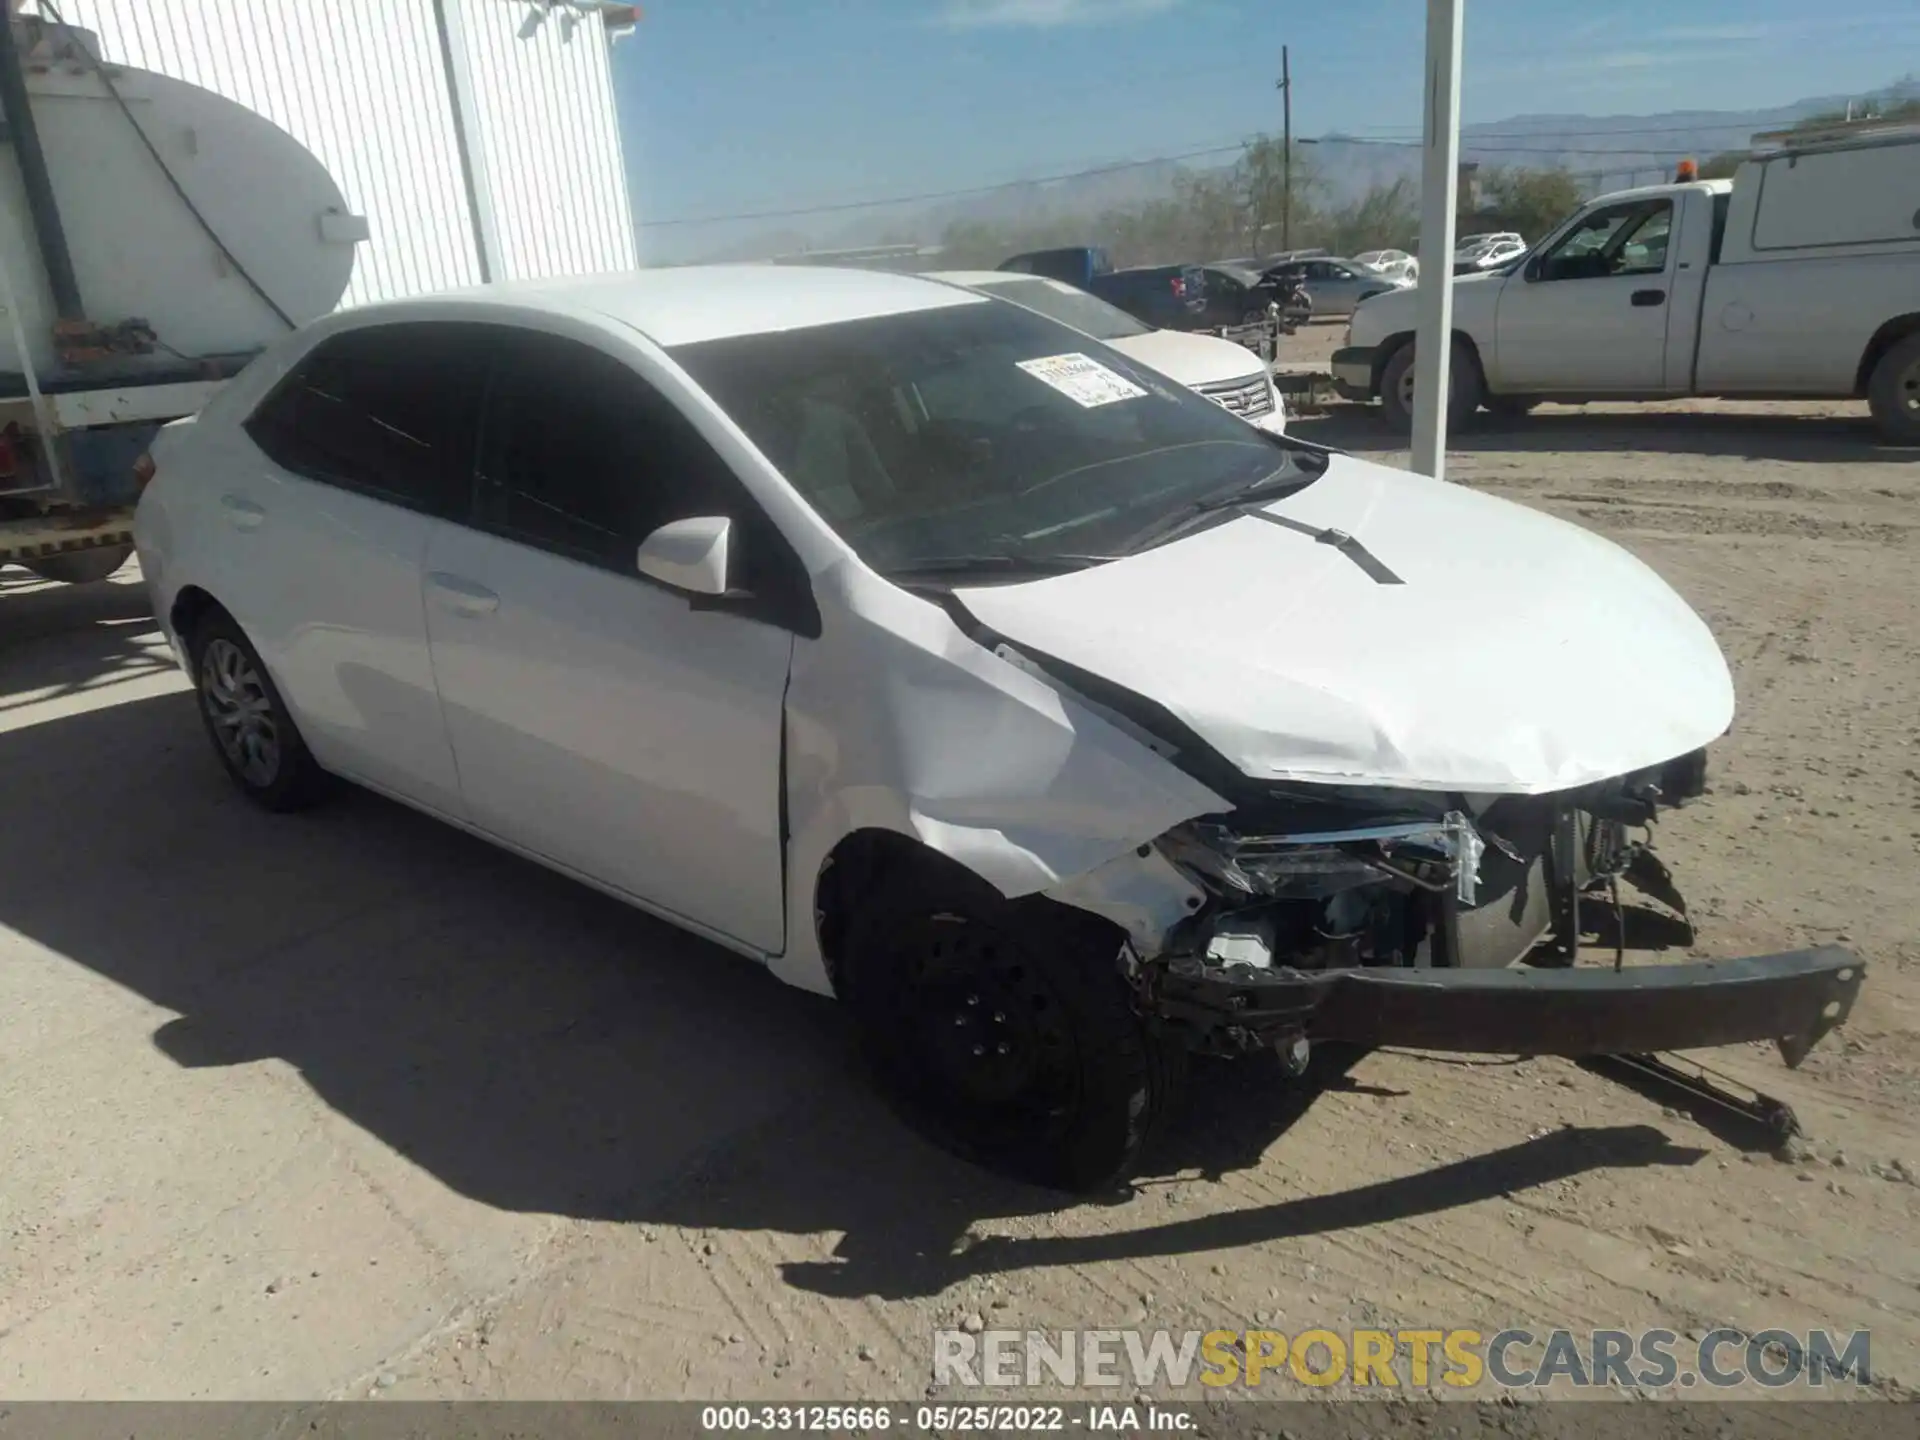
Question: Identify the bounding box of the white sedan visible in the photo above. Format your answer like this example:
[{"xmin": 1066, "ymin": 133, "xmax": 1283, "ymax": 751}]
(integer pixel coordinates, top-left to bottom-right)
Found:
[
  {"xmin": 926, "ymin": 270, "xmax": 1286, "ymax": 434},
  {"xmin": 1354, "ymin": 249, "xmax": 1418, "ymax": 282},
  {"xmin": 132, "ymin": 264, "xmax": 1859, "ymax": 1190}
]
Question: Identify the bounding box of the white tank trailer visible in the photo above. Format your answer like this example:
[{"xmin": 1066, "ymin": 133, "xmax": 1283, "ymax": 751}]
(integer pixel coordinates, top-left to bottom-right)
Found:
[{"xmin": 0, "ymin": 10, "xmax": 358, "ymax": 582}]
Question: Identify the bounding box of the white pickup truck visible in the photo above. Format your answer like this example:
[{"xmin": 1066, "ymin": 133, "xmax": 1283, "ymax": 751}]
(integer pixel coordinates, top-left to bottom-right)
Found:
[{"xmin": 1332, "ymin": 121, "xmax": 1920, "ymax": 443}]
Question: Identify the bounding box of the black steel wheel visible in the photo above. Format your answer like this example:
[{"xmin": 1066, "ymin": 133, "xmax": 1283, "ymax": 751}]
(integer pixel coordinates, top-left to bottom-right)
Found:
[{"xmin": 842, "ymin": 867, "xmax": 1181, "ymax": 1192}]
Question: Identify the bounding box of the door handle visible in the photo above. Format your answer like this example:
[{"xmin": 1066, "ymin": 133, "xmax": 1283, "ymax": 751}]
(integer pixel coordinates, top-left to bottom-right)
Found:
[
  {"xmin": 219, "ymin": 493, "xmax": 266, "ymax": 530},
  {"xmin": 426, "ymin": 571, "xmax": 500, "ymax": 616},
  {"xmin": 1631, "ymin": 289, "xmax": 1666, "ymax": 307}
]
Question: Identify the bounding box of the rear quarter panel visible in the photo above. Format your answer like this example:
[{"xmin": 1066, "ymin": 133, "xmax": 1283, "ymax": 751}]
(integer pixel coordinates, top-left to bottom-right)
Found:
[{"xmin": 1695, "ymin": 251, "xmax": 1920, "ymax": 393}]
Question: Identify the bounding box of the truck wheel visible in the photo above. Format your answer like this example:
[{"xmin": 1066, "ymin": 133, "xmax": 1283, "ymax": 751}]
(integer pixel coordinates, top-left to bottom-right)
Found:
[
  {"xmin": 1867, "ymin": 333, "xmax": 1920, "ymax": 445},
  {"xmin": 1379, "ymin": 339, "xmax": 1483, "ymax": 434},
  {"xmin": 22, "ymin": 543, "xmax": 133, "ymax": 585},
  {"xmin": 187, "ymin": 610, "xmax": 328, "ymax": 812},
  {"xmin": 841, "ymin": 866, "xmax": 1181, "ymax": 1192}
]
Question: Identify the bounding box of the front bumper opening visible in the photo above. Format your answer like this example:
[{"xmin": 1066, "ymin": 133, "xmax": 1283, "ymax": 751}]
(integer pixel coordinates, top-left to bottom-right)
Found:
[{"xmin": 1140, "ymin": 755, "xmax": 1861, "ymax": 1068}]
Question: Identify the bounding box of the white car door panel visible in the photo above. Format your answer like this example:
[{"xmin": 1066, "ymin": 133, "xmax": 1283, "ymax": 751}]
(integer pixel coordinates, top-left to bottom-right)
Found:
[
  {"xmin": 229, "ymin": 323, "xmax": 490, "ymax": 815},
  {"xmin": 423, "ymin": 526, "xmax": 792, "ymax": 952},
  {"xmin": 422, "ymin": 325, "xmax": 800, "ymax": 954},
  {"xmin": 1494, "ymin": 199, "xmax": 1680, "ymax": 393}
]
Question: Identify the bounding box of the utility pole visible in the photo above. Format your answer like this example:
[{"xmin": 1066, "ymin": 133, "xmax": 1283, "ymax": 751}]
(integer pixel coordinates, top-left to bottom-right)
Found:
[
  {"xmin": 1410, "ymin": 0, "xmax": 1464, "ymax": 481},
  {"xmin": 1277, "ymin": 45, "xmax": 1292, "ymax": 251}
]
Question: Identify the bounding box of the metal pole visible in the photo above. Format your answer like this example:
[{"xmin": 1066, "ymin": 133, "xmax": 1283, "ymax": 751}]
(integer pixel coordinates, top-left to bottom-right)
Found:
[
  {"xmin": 1410, "ymin": 0, "xmax": 1463, "ymax": 481},
  {"xmin": 1279, "ymin": 45, "xmax": 1292, "ymax": 252},
  {"xmin": 0, "ymin": 9, "xmax": 84, "ymax": 319},
  {"xmin": 432, "ymin": 0, "xmax": 503, "ymax": 284}
]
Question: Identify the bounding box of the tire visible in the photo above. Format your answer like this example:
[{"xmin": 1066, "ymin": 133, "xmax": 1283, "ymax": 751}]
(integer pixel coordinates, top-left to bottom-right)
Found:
[
  {"xmin": 187, "ymin": 609, "xmax": 328, "ymax": 811},
  {"xmin": 23, "ymin": 543, "xmax": 133, "ymax": 585},
  {"xmin": 1867, "ymin": 332, "xmax": 1920, "ymax": 445},
  {"xmin": 840, "ymin": 865, "xmax": 1182, "ymax": 1192},
  {"xmin": 1378, "ymin": 338, "xmax": 1484, "ymax": 434}
]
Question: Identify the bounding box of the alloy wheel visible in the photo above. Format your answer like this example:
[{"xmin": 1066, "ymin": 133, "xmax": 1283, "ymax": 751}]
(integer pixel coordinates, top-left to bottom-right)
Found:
[{"xmin": 200, "ymin": 637, "xmax": 281, "ymax": 787}]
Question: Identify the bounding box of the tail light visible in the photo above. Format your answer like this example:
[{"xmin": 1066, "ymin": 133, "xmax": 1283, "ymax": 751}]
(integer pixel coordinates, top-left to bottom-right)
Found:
[
  {"xmin": 133, "ymin": 451, "xmax": 157, "ymax": 491},
  {"xmin": 1170, "ymin": 276, "xmax": 1186, "ymax": 297}
]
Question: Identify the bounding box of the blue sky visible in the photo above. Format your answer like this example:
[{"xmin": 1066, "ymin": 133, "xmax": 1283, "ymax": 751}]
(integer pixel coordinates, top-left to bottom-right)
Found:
[{"xmin": 610, "ymin": 0, "xmax": 1915, "ymax": 252}]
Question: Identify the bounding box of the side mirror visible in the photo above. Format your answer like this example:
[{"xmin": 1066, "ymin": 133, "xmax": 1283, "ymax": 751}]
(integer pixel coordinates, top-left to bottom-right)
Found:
[{"xmin": 636, "ymin": 515, "xmax": 731, "ymax": 597}]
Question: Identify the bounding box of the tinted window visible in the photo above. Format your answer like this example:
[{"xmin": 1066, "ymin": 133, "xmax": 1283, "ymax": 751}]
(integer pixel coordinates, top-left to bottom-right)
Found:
[
  {"xmin": 245, "ymin": 323, "xmax": 489, "ymax": 514},
  {"xmin": 475, "ymin": 329, "xmax": 814, "ymax": 627},
  {"xmin": 669, "ymin": 298, "xmax": 1317, "ymax": 576}
]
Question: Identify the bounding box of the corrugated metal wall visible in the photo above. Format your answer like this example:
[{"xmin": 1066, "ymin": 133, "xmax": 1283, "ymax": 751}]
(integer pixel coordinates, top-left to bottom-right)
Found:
[{"xmin": 30, "ymin": 0, "xmax": 637, "ymax": 306}]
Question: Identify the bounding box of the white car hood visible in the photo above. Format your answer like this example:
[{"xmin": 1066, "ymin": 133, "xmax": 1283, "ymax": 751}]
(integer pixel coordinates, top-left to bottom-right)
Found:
[
  {"xmin": 1106, "ymin": 329, "xmax": 1266, "ymax": 389},
  {"xmin": 954, "ymin": 455, "xmax": 1735, "ymax": 795}
]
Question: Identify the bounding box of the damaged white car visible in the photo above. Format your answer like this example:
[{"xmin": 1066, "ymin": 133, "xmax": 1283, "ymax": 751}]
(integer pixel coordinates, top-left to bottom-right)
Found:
[{"xmin": 134, "ymin": 265, "xmax": 1863, "ymax": 1191}]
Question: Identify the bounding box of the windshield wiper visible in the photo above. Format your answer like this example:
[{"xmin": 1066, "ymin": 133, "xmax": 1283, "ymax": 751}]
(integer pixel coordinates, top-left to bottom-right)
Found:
[
  {"xmin": 1116, "ymin": 465, "xmax": 1313, "ymax": 554},
  {"xmin": 879, "ymin": 551, "xmax": 1122, "ymax": 582}
]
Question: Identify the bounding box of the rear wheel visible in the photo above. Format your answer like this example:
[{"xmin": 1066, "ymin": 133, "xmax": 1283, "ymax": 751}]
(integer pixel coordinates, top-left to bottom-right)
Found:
[
  {"xmin": 22, "ymin": 543, "xmax": 133, "ymax": 585},
  {"xmin": 188, "ymin": 610, "xmax": 328, "ymax": 811},
  {"xmin": 1867, "ymin": 332, "xmax": 1920, "ymax": 445},
  {"xmin": 841, "ymin": 865, "xmax": 1181, "ymax": 1192},
  {"xmin": 1379, "ymin": 338, "xmax": 1483, "ymax": 434}
]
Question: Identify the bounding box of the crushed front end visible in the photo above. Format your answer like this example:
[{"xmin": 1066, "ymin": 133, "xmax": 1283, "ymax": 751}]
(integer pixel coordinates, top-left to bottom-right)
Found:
[{"xmin": 1125, "ymin": 748, "xmax": 1864, "ymax": 1068}]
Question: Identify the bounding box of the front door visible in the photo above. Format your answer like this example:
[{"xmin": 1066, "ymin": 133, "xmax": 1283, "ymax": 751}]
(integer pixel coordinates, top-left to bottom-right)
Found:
[
  {"xmin": 1494, "ymin": 199, "xmax": 1680, "ymax": 392},
  {"xmin": 421, "ymin": 324, "xmax": 799, "ymax": 953}
]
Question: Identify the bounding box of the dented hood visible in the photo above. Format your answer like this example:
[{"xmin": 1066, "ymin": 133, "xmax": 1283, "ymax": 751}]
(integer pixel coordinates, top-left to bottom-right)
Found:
[{"xmin": 953, "ymin": 454, "xmax": 1735, "ymax": 795}]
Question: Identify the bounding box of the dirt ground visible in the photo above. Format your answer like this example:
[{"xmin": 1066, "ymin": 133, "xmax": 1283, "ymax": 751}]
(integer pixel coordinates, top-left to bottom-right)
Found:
[{"xmin": 3, "ymin": 336, "xmax": 1918, "ymax": 1410}]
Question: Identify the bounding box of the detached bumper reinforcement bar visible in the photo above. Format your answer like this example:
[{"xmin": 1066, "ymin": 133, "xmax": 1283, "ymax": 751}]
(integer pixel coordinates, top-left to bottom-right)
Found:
[{"xmin": 1158, "ymin": 946, "xmax": 1864, "ymax": 1067}]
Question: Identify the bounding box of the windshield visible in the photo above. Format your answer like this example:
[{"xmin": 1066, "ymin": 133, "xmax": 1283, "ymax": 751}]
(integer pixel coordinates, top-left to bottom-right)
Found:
[
  {"xmin": 670, "ymin": 299, "xmax": 1318, "ymax": 576},
  {"xmin": 969, "ymin": 276, "xmax": 1151, "ymax": 341}
]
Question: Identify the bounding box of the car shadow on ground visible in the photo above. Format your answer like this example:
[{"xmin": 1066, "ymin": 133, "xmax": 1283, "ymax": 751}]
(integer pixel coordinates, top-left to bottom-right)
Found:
[
  {"xmin": 1289, "ymin": 406, "xmax": 1916, "ymax": 464},
  {"xmin": 0, "ymin": 686, "xmax": 1705, "ymax": 1302}
]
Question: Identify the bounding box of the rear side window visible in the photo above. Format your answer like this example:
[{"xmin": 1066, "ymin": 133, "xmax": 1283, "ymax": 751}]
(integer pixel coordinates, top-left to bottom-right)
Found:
[{"xmin": 245, "ymin": 323, "xmax": 490, "ymax": 516}]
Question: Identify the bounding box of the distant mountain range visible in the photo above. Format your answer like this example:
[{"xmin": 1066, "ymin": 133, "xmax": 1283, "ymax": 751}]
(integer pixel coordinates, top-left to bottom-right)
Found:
[{"xmin": 654, "ymin": 75, "xmax": 1918, "ymax": 264}]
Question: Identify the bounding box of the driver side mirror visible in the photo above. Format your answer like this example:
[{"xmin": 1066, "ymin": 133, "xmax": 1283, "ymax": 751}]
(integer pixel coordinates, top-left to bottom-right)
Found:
[{"xmin": 636, "ymin": 515, "xmax": 731, "ymax": 597}]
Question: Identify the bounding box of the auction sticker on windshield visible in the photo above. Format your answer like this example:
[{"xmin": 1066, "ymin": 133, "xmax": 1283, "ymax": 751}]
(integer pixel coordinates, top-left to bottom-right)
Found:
[{"xmin": 1017, "ymin": 353, "xmax": 1148, "ymax": 408}]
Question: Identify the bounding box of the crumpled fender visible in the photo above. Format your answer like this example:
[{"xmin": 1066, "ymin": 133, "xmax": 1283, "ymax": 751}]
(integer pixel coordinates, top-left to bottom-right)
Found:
[{"xmin": 770, "ymin": 561, "xmax": 1223, "ymax": 996}]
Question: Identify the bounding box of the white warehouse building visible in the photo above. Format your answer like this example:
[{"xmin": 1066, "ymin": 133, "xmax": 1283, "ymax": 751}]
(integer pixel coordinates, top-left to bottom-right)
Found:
[{"xmin": 19, "ymin": 0, "xmax": 640, "ymax": 306}]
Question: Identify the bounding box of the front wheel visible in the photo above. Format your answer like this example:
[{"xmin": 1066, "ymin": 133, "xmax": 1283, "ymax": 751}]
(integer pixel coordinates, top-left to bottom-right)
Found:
[
  {"xmin": 188, "ymin": 610, "xmax": 329, "ymax": 811},
  {"xmin": 841, "ymin": 867, "xmax": 1181, "ymax": 1192},
  {"xmin": 1378, "ymin": 338, "xmax": 1483, "ymax": 434},
  {"xmin": 1867, "ymin": 332, "xmax": 1920, "ymax": 445}
]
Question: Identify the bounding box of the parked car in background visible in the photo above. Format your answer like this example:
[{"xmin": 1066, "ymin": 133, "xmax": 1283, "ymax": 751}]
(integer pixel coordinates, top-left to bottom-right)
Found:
[
  {"xmin": 1333, "ymin": 120, "xmax": 1920, "ymax": 441},
  {"xmin": 998, "ymin": 245, "xmax": 1114, "ymax": 289},
  {"xmin": 1082, "ymin": 263, "xmax": 1209, "ymax": 330},
  {"xmin": 1355, "ymin": 248, "xmax": 1418, "ymax": 281},
  {"xmin": 1455, "ymin": 237, "xmax": 1529, "ymax": 275},
  {"xmin": 1260, "ymin": 256, "xmax": 1410, "ymax": 319},
  {"xmin": 1190, "ymin": 263, "xmax": 1293, "ymax": 328},
  {"xmin": 927, "ymin": 271, "xmax": 1286, "ymax": 432},
  {"xmin": 134, "ymin": 263, "xmax": 1860, "ymax": 1191}
]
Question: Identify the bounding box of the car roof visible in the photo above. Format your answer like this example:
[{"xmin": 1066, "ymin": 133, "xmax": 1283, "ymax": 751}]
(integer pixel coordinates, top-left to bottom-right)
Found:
[{"xmin": 339, "ymin": 264, "xmax": 986, "ymax": 348}]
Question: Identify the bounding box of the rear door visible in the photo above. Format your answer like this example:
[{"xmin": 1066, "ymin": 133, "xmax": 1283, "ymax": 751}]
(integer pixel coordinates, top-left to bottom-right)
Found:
[
  {"xmin": 1494, "ymin": 199, "xmax": 1681, "ymax": 392},
  {"xmin": 419, "ymin": 324, "xmax": 803, "ymax": 953},
  {"xmin": 232, "ymin": 323, "xmax": 490, "ymax": 815}
]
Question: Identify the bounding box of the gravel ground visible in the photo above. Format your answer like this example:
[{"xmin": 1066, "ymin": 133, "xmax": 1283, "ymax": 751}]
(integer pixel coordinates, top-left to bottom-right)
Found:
[{"xmin": 2, "ymin": 343, "xmax": 1915, "ymax": 1408}]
